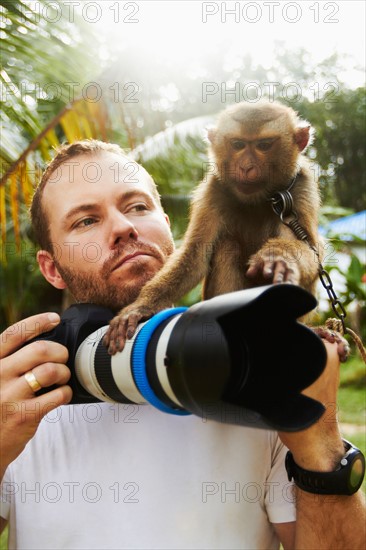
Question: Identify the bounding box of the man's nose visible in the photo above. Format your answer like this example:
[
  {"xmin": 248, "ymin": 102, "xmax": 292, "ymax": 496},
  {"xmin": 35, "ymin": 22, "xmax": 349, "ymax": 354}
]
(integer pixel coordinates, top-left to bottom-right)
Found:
[{"xmin": 108, "ymin": 211, "xmax": 139, "ymax": 248}]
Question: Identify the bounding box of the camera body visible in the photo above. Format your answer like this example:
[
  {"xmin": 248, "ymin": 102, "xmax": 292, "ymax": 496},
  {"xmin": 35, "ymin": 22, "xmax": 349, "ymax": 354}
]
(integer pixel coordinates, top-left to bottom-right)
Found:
[{"xmin": 34, "ymin": 285, "xmax": 327, "ymax": 431}]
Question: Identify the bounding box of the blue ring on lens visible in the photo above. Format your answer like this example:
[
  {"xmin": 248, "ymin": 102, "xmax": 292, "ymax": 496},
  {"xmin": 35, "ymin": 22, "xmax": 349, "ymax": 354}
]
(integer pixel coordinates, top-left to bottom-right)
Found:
[{"xmin": 131, "ymin": 308, "xmax": 191, "ymax": 415}]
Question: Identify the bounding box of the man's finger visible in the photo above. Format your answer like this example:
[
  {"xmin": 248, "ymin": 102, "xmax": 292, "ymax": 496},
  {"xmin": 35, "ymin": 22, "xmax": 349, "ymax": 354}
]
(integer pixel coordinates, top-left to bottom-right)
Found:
[
  {"xmin": 0, "ymin": 313, "xmax": 60, "ymax": 358},
  {"xmin": 1, "ymin": 340, "xmax": 69, "ymax": 378},
  {"xmin": 2, "ymin": 385, "xmax": 74, "ymax": 425}
]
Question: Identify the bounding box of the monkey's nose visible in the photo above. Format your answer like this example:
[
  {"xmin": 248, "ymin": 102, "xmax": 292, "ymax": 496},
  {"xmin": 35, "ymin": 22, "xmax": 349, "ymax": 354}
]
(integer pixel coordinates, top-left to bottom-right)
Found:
[{"xmin": 242, "ymin": 165, "xmax": 261, "ymax": 182}]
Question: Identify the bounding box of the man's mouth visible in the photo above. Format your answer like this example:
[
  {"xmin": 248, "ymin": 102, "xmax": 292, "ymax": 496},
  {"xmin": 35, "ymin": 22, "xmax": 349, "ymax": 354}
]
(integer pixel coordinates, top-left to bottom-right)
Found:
[{"xmin": 112, "ymin": 251, "xmax": 152, "ymax": 271}]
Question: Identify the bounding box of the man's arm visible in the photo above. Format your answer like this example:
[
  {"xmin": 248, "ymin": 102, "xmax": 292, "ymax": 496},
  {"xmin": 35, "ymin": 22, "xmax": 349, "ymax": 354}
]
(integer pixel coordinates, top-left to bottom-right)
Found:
[
  {"xmin": 273, "ymin": 521, "xmax": 296, "ymax": 549},
  {"xmin": 294, "ymin": 484, "xmax": 365, "ymax": 548},
  {"xmin": 279, "ymin": 342, "xmax": 366, "ymax": 549}
]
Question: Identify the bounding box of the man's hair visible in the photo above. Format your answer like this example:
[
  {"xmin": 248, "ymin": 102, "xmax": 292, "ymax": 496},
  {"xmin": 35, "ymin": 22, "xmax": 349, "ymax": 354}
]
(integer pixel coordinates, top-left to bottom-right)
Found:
[{"xmin": 30, "ymin": 139, "xmax": 162, "ymax": 253}]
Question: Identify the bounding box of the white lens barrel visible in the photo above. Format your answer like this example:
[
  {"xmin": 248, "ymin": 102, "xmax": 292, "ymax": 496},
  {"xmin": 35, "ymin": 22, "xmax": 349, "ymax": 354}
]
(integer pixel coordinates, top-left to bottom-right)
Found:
[
  {"xmin": 74, "ymin": 326, "xmax": 114, "ymax": 402},
  {"xmin": 75, "ymin": 326, "xmax": 146, "ymax": 404}
]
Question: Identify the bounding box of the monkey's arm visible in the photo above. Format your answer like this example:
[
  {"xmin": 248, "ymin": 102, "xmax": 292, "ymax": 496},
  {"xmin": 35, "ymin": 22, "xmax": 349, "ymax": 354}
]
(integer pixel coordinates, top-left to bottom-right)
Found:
[
  {"xmin": 202, "ymin": 235, "xmax": 247, "ymax": 299},
  {"xmin": 105, "ymin": 189, "xmax": 221, "ymax": 354},
  {"xmin": 246, "ymin": 190, "xmax": 321, "ymax": 293}
]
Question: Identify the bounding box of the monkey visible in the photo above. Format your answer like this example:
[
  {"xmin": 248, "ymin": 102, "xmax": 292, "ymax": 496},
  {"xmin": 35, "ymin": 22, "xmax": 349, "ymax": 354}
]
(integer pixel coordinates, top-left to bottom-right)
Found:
[{"xmin": 104, "ymin": 100, "xmax": 349, "ymax": 360}]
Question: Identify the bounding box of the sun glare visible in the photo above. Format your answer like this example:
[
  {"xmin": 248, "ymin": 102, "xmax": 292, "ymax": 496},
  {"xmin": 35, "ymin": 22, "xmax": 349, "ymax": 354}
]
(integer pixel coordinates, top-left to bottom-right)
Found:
[{"xmin": 93, "ymin": 1, "xmax": 365, "ymax": 88}]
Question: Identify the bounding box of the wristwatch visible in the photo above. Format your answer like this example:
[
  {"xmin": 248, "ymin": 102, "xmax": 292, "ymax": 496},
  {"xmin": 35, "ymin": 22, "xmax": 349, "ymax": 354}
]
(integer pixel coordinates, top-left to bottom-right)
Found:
[{"xmin": 285, "ymin": 439, "xmax": 365, "ymax": 495}]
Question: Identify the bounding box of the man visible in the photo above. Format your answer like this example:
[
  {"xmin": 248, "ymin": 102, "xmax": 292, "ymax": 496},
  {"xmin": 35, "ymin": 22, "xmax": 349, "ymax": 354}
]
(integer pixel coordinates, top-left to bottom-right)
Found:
[{"xmin": 0, "ymin": 140, "xmax": 365, "ymax": 549}]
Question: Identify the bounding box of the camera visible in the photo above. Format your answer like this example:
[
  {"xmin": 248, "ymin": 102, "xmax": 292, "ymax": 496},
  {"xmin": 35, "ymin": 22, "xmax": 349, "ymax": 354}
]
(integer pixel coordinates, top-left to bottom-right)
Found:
[{"xmin": 34, "ymin": 284, "xmax": 327, "ymax": 431}]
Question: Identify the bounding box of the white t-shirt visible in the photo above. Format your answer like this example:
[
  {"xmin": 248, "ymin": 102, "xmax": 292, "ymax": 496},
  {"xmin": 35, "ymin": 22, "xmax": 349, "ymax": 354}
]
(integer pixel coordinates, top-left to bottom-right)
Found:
[{"xmin": 1, "ymin": 403, "xmax": 295, "ymax": 549}]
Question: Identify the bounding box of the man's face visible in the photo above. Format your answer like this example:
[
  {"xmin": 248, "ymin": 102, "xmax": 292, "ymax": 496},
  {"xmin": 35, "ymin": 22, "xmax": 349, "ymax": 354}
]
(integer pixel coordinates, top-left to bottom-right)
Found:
[{"xmin": 40, "ymin": 152, "xmax": 174, "ymax": 310}]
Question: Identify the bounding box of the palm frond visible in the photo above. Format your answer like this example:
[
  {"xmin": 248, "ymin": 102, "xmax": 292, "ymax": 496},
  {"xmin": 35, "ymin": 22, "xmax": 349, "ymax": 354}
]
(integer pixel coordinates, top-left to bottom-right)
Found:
[
  {"xmin": 0, "ymin": 98, "xmax": 112, "ymax": 254},
  {"xmin": 131, "ymin": 115, "xmax": 214, "ymax": 162},
  {"xmin": 0, "ymin": 0, "xmax": 104, "ymax": 253},
  {"xmin": 0, "ymin": 0, "xmax": 98, "ymax": 167}
]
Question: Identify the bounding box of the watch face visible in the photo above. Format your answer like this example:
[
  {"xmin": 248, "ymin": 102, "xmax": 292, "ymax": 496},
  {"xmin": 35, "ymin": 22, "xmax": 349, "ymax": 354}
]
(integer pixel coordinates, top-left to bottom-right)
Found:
[{"xmin": 349, "ymin": 455, "xmax": 365, "ymax": 491}]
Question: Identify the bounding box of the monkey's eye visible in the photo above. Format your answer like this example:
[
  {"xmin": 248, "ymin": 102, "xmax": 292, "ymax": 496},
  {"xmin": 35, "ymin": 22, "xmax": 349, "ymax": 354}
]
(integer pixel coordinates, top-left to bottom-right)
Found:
[
  {"xmin": 231, "ymin": 139, "xmax": 246, "ymax": 150},
  {"xmin": 256, "ymin": 140, "xmax": 275, "ymax": 152}
]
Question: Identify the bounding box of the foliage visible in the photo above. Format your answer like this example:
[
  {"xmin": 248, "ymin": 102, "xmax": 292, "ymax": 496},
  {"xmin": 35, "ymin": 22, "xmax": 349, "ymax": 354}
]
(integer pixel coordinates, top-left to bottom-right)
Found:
[
  {"xmin": 320, "ymin": 238, "xmax": 366, "ymax": 342},
  {"xmin": 333, "ymin": 257, "xmax": 365, "ymax": 345},
  {"xmin": 340, "ymin": 355, "xmax": 366, "ymax": 390},
  {"xmin": 293, "ymin": 88, "xmax": 366, "ymax": 211},
  {"xmin": 338, "ymin": 385, "xmax": 366, "ymax": 425},
  {"xmin": 1, "ymin": 0, "xmax": 98, "ymax": 165},
  {"xmin": 328, "ymin": 254, "xmax": 366, "ymax": 305},
  {"xmin": 133, "ymin": 120, "xmax": 212, "ymax": 194},
  {"xmin": 0, "ymin": 239, "xmax": 61, "ymax": 329},
  {"xmin": 318, "ymin": 204, "xmax": 354, "ymax": 227},
  {"xmin": 1, "ymin": 99, "xmax": 113, "ymax": 247},
  {"xmin": 0, "ymin": 527, "xmax": 7, "ymax": 550},
  {"xmin": 0, "ymin": 1, "xmax": 117, "ymax": 252}
]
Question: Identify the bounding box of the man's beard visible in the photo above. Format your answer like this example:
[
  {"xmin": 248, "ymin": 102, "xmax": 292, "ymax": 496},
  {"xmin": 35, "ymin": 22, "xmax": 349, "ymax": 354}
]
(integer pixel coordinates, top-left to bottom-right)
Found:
[{"xmin": 54, "ymin": 239, "xmax": 174, "ymax": 311}]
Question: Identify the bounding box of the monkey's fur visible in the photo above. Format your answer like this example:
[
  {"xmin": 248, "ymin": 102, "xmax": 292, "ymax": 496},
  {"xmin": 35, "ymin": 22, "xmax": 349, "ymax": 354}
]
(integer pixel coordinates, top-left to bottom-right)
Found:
[{"xmin": 105, "ymin": 101, "xmax": 344, "ymax": 356}]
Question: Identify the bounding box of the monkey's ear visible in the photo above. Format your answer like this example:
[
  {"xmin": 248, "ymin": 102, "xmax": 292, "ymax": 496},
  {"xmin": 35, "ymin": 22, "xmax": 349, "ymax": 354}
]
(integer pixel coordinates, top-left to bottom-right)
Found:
[
  {"xmin": 206, "ymin": 126, "xmax": 217, "ymax": 144},
  {"xmin": 295, "ymin": 125, "xmax": 312, "ymax": 152}
]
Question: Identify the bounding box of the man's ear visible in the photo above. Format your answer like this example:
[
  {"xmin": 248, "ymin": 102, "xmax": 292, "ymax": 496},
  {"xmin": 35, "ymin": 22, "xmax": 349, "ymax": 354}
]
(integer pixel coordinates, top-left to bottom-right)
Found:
[{"xmin": 37, "ymin": 250, "xmax": 67, "ymax": 290}]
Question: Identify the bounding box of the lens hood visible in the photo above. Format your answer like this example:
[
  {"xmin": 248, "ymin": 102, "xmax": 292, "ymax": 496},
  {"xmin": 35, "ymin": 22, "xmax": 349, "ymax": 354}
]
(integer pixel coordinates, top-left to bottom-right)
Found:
[{"xmin": 165, "ymin": 284, "xmax": 327, "ymax": 431}]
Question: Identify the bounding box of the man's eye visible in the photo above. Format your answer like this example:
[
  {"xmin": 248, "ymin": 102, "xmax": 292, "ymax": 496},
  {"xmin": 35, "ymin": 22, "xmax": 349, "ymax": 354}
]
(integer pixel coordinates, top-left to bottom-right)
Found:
[
  {"xmin": 129, "ymin": 203, "xmax": 148, "ymax": 213},
  {"xmin": 76, "ymin": 218, "xmax": 96, "ymax": 228},
  {"xmin": 231, "ymin": 140, "xmax": 246, "ymax": 151},
  {"xmin": 256, "ymin": 141, "xmax": 274, "ymax": 152}
]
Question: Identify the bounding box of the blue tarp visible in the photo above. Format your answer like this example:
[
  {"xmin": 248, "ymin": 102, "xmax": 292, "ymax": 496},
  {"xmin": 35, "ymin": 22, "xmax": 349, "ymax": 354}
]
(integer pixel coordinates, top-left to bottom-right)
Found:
[{"xmin": 319, "ymin": 210, "xmax": 366, "ymax": 241}]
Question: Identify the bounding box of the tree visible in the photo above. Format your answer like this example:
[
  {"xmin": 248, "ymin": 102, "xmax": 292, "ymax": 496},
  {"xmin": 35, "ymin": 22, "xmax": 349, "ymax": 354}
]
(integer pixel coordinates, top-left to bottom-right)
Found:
[
  {"xmin": 0, "ymin": 1, "xmax": 112, "ymax": 327},
  {"xmin": 0, "ymin": 1, "xmax": 112, "ymax": 248},
  {"xmin": 293, "ymin": 88, "xmax": 366, "ymax": 211}
]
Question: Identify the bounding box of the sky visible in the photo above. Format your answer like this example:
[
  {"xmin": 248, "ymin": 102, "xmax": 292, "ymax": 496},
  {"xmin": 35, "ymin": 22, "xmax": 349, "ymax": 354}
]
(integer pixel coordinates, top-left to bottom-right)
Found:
[{"xmin": 91, "ymin": 0, "xmax": 365, "ymax": 89}]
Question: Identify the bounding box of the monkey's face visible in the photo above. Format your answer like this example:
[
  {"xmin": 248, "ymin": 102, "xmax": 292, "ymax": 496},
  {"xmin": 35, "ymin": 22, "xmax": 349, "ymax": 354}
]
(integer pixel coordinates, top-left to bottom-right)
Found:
[
  {"xmin": 209, "ymin": 101, "xmax": 308, "ymax": 205},
  {"xmin": 226, "ymin": 135, "xmax": 279, "ymax": 183},
  {"xmin": 218, "ymin": 133, "xmax": 297, "ymax": 203}
]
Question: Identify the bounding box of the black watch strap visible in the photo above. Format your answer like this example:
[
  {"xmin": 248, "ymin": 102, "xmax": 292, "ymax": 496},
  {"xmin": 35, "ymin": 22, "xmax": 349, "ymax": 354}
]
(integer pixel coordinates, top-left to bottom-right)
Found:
[{"xmin": 285, "ymin": 439, "xmax": 365, "ymax": 495}]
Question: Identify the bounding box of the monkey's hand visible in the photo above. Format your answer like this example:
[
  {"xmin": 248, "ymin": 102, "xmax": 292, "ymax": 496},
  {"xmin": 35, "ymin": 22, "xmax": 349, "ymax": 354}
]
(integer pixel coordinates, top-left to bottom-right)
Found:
[
  {"xmin": 103, "ymin": 303, "xmax": 157, "ymax": 355},
  {"xmin": 311, "ymin": 326, "xmax": 350, "ymax": 363},
  {"xmin": 246, "ymin": 247, "xmax": 300, "ymax": 286}
]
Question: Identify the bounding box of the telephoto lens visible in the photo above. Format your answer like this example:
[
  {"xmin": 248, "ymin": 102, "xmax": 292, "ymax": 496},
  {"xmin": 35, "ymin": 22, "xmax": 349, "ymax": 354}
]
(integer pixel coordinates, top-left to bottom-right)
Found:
[{"xmin": 34, "ymin": 284, "xmax": 327, "ymax": 431}]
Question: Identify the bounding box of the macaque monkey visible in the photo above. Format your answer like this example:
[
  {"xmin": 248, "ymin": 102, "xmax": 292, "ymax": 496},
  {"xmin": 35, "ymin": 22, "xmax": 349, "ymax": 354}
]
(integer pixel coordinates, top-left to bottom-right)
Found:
[{"xmin": 105, "ymin": 100, "xmax": 348, "ymax": 359}]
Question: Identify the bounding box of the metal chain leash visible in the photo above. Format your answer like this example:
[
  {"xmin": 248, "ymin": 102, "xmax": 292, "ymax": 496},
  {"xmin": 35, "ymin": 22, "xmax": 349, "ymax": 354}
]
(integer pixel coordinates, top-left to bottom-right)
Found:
[
  {"xmin": 269, "ymin": 179, "xmax": 366, "ymax": 363},
  {"xmin": 270, "ymin": 187, "xmax": 347, "ymax": 333}
]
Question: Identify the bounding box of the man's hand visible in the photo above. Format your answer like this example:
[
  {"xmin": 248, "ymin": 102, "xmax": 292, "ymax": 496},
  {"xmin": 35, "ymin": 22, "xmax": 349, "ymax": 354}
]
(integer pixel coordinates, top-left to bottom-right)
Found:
[
  {"xmin": 279, "ymin": 341, "xmax": 344, "ymax": 470},
  {"xmin": 0, "ymin": 313, "xmax": 72, "ymax": 479}
]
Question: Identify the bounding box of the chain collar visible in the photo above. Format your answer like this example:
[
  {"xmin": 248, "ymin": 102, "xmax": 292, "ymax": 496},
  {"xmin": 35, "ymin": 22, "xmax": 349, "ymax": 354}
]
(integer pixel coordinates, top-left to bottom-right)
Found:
[{"xmin": 267, "ymin": 172, "xmax": 347, "ymax": 332}]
